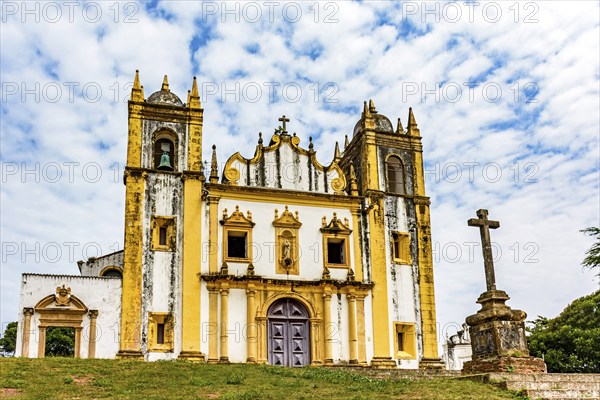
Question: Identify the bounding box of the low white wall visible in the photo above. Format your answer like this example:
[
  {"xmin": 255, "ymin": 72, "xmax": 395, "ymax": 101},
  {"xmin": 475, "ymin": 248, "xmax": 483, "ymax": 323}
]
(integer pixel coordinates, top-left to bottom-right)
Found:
[{"xmin": 16, "ymin": 273, "xmax": 122, "ymax": 359}]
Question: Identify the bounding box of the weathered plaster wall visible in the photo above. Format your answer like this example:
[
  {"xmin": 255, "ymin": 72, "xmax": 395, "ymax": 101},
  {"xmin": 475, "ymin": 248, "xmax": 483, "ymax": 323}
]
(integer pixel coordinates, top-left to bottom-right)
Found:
[
  {"xmin": 141, "ymin": 120, "xmax": 188, "ymax": 172},
  {"xmin": 16, "ymin": 274, "xmax": 122, "ymax": 358},
  {"xmin": 141, "ymin": 172, "xmax": 183, "ymax": 360},
  {"xmin": 79, "ymin": 250, "xmax": 124, "ymax": 277}
]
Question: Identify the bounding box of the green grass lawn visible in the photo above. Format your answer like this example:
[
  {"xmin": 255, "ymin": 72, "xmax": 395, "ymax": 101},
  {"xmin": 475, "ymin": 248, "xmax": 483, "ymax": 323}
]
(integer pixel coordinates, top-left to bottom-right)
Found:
[{"xmin": 0, "ymin": 358, "xmax": 524, "ymax": 400}]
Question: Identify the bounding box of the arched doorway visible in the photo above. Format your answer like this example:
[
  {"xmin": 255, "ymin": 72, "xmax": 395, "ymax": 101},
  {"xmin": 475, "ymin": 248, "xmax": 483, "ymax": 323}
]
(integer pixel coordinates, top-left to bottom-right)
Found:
[{"xmin": 267, "ymin": 298, "xmax": 310, "ymax": 367}]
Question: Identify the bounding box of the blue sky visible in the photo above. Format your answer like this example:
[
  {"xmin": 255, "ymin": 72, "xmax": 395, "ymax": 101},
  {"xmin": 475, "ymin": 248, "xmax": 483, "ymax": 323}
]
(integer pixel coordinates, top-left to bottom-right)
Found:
[{"xmin": 1, "ymin": 1, "xmax": 599, "ymax": 349}]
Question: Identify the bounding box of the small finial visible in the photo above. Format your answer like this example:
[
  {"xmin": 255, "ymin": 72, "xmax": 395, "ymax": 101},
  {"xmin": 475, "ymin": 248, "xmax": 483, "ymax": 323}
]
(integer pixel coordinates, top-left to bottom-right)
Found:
[
  {"xmin": 189, "ymin": 76, "xmax": 201, "ymax": 108},
  {"xmin": 210, "ymin": 145, "xmax": 218, "ymax": 183},
  {"xmin": 347, "ymin": 268, "xmax": 355, "ymax": 281},
  {"xmin": 133, "ymin": 70, "xmax": 141, "ymax": 89},
  {"xmin": 131, "ymin": 70, "xmax": 144, "ymax": 101},
  {"xmin": 396, "ymin": 117, "xmax": 404, "ymax": 134},
  {"xmin": 407, "ymin": 107, "xmax": 420, "ymax": 136},
  {"xmin": 191, "ymin": 76, "xmax": 199, "ymax": 97},
  {"xmin": 274, "ymin": 208, "xmax": 279, "ymax": 219},
  {"xmin": 363, "ymin": 100, "xmax": 371, "ymax": 117},
  {"xmin": 161, "ymin": 75, "xmax": 170, "ymax": 92},
  {"xmin": 258, "ymin": 132, "xmax": 263, "ymax": 145},
  {"xmin": 309, "ymin": 136, "xmax": 314, "ymax": 151},
  {"xmin": 344, "ymin": 134, "xmax": 349, "ymax": 149},
  {"xmin": 368, "ymin": 99, "xmax": 377, "ymax": 113},
  {"xmin": 187, "ymin": 90, "xmax": 191, "ymax": 105},
  {"xmin": 334, "ymin": 141, "xmax": 341, "ymax": 161}
]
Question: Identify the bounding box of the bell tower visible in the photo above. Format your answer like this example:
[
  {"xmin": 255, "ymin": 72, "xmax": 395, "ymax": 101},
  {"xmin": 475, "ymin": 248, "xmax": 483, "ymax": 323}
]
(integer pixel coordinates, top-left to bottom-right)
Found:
[
  {"xmin": 340, "ymin": 100, "xmax": 443, "ymax": 368},
  {"xmin": 117, "ymin": 71, "xmax": 205, "ymax": 360}
]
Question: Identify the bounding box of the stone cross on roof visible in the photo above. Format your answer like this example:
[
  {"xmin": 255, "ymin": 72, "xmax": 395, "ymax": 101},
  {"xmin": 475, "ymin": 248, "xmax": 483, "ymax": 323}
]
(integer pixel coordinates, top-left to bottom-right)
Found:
[
  {"xmin": 278, "ymin": 115, "xmax": 290, "ymax": 134},
  {"xmin": 468, "ymin": 209, "xmax": 500, "ymax": 292}
]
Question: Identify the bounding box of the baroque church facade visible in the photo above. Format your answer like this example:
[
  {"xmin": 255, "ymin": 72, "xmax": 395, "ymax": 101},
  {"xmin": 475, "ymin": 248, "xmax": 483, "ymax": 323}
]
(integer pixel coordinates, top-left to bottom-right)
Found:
[{"xmin": 15, "ymin": 72, "xmax": 442, "ymax": 369}]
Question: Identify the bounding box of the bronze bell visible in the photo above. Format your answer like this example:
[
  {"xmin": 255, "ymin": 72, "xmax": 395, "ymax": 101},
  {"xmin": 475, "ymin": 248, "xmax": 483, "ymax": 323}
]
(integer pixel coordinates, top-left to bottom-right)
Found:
[{"xmin": 157, "ymin": 151, "xmax": 173, "ymax": 171}]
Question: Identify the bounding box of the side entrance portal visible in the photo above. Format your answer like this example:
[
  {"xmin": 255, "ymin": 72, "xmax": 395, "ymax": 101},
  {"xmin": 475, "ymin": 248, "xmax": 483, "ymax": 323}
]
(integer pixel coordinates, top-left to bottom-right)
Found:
[{"xmin": 267, "ymin": 298, "xmax": 310, "ymax": 367}]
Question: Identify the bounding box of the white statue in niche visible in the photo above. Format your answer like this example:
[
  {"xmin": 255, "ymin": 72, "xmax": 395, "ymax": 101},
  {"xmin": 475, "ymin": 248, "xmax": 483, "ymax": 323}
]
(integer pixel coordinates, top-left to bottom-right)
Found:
[{"xmin": 282, "ymin": 239, "xmax": 293, "ymax": 269}]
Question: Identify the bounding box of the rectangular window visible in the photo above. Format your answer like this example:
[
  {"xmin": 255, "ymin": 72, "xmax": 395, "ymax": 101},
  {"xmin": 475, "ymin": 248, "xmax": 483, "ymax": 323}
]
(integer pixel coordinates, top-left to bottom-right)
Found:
[
  {"xmin": 392, "ymin": 232, "xmax": 412, "ymax": 264},
  {"xmin": 159, "ymin": 227, "xmax": 167, "ymax": 246},
  {"xmin": 397, "ymin": 332, "xmax": 404, "ymax": 352},
  {"xmin": 157, "ymin": 323, "xmax": 165, "ymax": 344},
  {"xmin": 152, "ymin": 216, "xmax": 176, "ymax": 252},
  {"xmin": 227, "ymin": 231, "xmax": 247, "ymax": 259},
  {"xmin": 394, "ymin": 323, "xmax": 416, "ymax": 359},
  {"xmin": 327, "ymin": 239, "xmax": 345, "ymax": 264},
  {"xmin": 148, "ymin": 312, "xmax": 173, "ymax": 352}
]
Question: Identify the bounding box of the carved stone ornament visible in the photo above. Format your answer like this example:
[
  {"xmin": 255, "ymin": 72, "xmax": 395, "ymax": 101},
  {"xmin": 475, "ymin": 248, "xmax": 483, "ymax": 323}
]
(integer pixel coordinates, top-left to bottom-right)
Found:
[{"xmin": 55, "ymin": 284, "xmax": 72, "ymax": 306}]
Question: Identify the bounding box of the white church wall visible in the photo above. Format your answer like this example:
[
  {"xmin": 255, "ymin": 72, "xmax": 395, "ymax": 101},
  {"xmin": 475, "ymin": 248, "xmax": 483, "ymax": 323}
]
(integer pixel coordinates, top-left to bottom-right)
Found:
[
  {"xmin": 330, "ymin": 293, "xmax": 350, "ymax": 362},
  {"xmin": 227, "ymin": 288, "xmax": 247, "ymax": 363},
  {"xmin": 382, "ymin": 194, "xmax": 421, "ymax": 366},
  {"xmin": 16, "ymin": 274, "xmax": 122, "ymax": 359},
  {"xmin": 218, "ymin": 199, "xmax": 355, "ymax": 281},
  {"xmin": 363, "ymin": 294, "xmax": 375, "ymax": 363},
  {"xmin": 199, "ymin": 280, "xmax": 210, "ymax": 356}
]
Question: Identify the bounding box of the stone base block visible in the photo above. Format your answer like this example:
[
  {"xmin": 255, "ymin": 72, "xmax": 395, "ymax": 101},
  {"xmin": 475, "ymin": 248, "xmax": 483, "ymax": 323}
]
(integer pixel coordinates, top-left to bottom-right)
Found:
[
  {"xmin": 178, "ymin": 351, "xmax": 206, "ymax": 362},
  {"xmin": 116, "ymin": 350, "xmax": 144, "ymax": 360},
  {"xmin": 419, "ymin": 358, "xmax": 446, "ymax": 370},
  {"xmin": 463, "ymin": 356, "xmax": 546, "ymax": 374},
  {"xmin": 370, "ymin": 357, "xmax": 398, "ymax": 369}
]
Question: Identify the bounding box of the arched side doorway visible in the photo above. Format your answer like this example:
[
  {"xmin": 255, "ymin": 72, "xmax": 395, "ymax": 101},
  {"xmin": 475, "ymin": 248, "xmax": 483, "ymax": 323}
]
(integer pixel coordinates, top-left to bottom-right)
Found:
[{"xmin": 267, "ymin": 298, "xmax": 310, "ymax": 367}]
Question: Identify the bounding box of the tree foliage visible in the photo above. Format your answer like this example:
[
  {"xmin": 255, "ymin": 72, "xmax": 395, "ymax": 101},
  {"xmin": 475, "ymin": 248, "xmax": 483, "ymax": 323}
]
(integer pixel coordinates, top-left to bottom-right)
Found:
[
  {"xmin": 527, "ymin": 290, "xmax": 600, "ymax": 373},
  {"xmin": 45, "ymin": 327, "xmax": 75, "ymax": 357},
  {"xmin": 581, "ymin": 227, "xmax": 600, "ymax": 277},
  {"xmin": 0, "ymin": 322, "xmax": 18, "ymax": 355}
]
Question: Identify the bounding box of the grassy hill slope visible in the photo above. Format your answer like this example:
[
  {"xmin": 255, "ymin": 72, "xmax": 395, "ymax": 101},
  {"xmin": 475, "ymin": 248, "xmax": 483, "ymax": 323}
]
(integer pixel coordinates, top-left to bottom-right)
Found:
[{"xmin": 0, "ymin": 358, "xmax": 523, "ymax": 400}]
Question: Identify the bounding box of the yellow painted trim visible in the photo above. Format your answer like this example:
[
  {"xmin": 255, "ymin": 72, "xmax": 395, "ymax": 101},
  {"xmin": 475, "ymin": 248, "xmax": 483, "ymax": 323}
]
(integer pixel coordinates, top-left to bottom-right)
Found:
[
  {"xmin": 209, "ymin": 185, "xmax": 361, "ymax": 210},
  {"xmin": 347, "ymin": 294, "xmax": 358, "ymax": 364},
  {"xmin": 207, "ymin": 285, "xmax": 219, "ymax": 362},
  {"xmin": 21, "ymin": 308, "xmax": 33, "ymax": 358},
  {"xmin": 221, "ymin": 206, "xmax": 254, "ymax": 263},
  {"xmin": 208, "ymin": 196, "xmax": 220, "ymax": 274},
  {"xmin": 246, "ymin": 287, "xmax": 257, "ymax": 362},
  {"xmin": 151, "ymin": 216, "xmax": 176, "ymax": 251},
  {"xmin": 118, "ymin": 170, "xmax": 145, "ymax": 356},
  {"xmin": 355, "ymin": 295, "xmax": 367, "ymax": 364},
  {"xmin": 391, "ymin": 231, "xmax": 412, "ymax": 264},
  {"xmin": 148, "ymin": 312, "xmax": 174, "ymax": 352},
  {"xmin": 393, "ymin": 322, "xmax": 417, "ymax": 360},
  {"xmin": 181, "ymin": 177, "xmax": 203, "ymax": 355},
  {"xmin": 219, "ymin": 287, "xmax": 229, "ymax": 362},
  {"xmin": 351, "ymin": 210, "xmax": 363, "ymax": 282}
]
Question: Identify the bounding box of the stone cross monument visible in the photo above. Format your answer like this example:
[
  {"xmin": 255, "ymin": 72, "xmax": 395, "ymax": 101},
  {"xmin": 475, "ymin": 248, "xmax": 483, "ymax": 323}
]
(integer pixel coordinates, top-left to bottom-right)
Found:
[{"xmin": 462, "ymin": 209, "xmax": 546, "ymax": 374}]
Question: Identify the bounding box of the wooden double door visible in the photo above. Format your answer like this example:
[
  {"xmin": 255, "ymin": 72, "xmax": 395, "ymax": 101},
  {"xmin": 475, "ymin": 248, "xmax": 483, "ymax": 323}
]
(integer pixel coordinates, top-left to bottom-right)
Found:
[{"xmin": 267, "ymin": 298, "xmax": 310, "ymax": 367}]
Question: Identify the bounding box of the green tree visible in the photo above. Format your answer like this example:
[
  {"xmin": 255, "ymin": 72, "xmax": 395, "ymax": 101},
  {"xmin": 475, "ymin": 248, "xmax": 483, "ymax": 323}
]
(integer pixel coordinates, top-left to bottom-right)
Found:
[
  {"xmin": 45, "ymin": 327, "xmax": 75, "ymax": 357},
  {"xmin": 0, "ymin": 322, "xmax": 18, "ymax": 355},
  {"xmin": 581, "ymin": 227, "xmax": 600, "ymax": 277},
  {"xmin": 527, "ymin": 291, "xmax": 600, "ymax": 373}
]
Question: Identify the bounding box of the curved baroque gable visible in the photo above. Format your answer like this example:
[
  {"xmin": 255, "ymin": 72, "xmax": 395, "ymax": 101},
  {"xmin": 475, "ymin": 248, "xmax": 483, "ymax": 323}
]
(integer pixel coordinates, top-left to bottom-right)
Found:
[{"xmin": 222, "ymin": 133, "xmax": 347, "ymax": 194}]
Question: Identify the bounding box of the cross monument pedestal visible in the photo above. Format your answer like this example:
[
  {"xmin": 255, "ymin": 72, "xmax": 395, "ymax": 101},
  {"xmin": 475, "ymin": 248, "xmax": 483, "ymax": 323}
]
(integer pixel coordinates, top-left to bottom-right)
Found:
[{"xmin": 462, "ymin": 209, "xmax": 546, "ymax": 374}]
